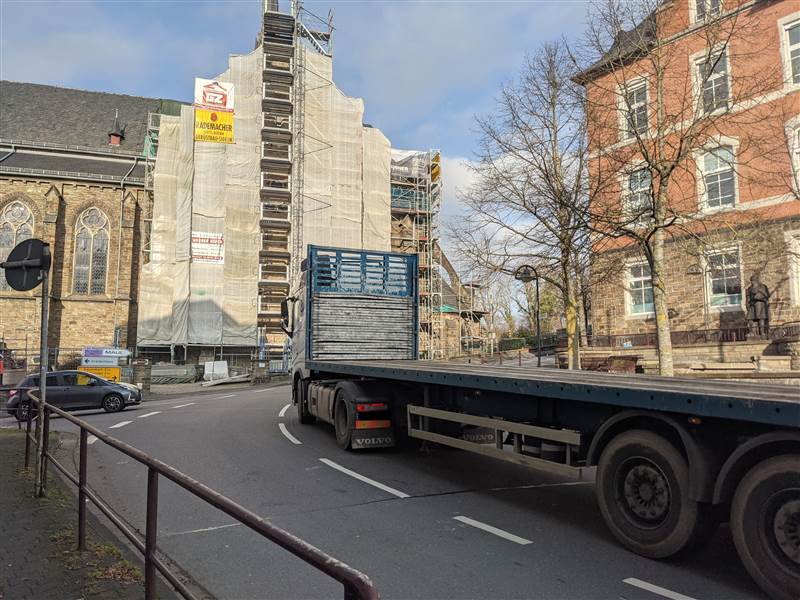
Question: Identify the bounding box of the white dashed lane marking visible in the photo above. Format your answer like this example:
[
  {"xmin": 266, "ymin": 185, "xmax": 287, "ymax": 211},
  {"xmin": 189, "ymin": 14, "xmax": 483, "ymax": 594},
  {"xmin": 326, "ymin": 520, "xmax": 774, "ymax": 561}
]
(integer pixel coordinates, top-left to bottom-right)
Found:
[
  {"xmin": 171, "ymin": 403, "xmax": 195, "ymax": 409},
  {"xmin": 623, "ymin": 578, "xmax": 699, "ymax": 600},
  {"xmin": 137, "ymin": 411, "xmax": 161, "ymax": 419},
  {"xmin": 453, "ymin": 516, "xmax": 533, "ymax": 545},
  {"xmin": 278, "ymin": 403, "xmax": 291, "ymax": 418},
  {"xmin": 215, "ymin": 394, "xmax": 236, "ymax": 399},
  {"xmin": 278, "ymin": 423, "xmax": 302, "ymax": 445},
  {"xmin": 319, "ymin": 458, "xmax": 409, "ymax": 499},
  {"xmin": 109, "ymin": 421, "xmax": 132, "ymax": 429},
  {"xmin": 87, "ymin": 435, "xmax": 98, "ymax": 445}
]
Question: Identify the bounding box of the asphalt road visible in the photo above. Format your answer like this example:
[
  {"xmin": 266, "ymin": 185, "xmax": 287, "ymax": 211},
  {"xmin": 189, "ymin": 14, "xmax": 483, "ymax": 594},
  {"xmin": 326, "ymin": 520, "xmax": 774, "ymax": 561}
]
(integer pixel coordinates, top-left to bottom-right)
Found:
[{"xmin": 2, "ymin": 385, "xmax": 767, "ymax": 600}]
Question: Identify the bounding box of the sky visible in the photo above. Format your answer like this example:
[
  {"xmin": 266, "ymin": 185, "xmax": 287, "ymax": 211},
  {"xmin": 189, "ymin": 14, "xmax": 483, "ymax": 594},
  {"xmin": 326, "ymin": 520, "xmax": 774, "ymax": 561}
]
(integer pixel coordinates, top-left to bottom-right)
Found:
[{"xmin": 0, "ymin": 0, "xmax": 590, "ymax": 215}]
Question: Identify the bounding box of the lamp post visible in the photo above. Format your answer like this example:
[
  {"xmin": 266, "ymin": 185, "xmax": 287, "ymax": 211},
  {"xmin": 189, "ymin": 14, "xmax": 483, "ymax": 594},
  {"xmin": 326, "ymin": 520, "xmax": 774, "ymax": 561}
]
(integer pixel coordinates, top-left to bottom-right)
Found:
[
  {"xmin": 686, "ymin": 263, "xmax": 710, "ymax": 333},
  {"xmin": 514, "ymin": 265, "xmax": 541, "ymax": 367}
]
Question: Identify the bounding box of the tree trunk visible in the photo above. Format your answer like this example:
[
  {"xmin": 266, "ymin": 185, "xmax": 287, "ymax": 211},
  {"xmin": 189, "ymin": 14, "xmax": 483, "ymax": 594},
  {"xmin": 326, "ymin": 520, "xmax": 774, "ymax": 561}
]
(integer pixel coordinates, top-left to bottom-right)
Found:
[
  {"xmin": 564, "ymin": 274, "xmax": 578, "ymax": 370},
  {"xmin": 651, "ymin": 227, "xmax": 674, "ymax": 376}
]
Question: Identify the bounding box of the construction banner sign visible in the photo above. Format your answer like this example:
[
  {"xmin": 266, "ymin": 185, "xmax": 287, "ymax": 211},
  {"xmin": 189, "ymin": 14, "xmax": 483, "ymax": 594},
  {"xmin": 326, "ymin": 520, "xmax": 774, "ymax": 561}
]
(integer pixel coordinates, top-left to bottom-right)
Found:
[{"xmin": 194, "ymin": 108, "xmax": 234, "ymax": 144}]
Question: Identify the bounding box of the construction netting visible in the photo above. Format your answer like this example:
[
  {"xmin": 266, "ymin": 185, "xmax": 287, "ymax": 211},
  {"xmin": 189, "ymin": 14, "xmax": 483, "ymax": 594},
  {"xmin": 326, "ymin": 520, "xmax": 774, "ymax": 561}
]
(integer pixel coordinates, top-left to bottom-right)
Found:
[
  {"xmin": 299, "ymin": 49, "xmax": 390, "ymax": 254},
  {"xmin": 137, "ymin": 49, "xmax": 261, "ymax": 347}
]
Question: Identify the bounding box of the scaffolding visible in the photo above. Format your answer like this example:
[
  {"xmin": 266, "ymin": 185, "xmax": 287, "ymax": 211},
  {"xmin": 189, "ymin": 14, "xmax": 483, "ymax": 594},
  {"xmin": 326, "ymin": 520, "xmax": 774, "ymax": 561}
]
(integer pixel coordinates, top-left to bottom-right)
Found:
[
  {"xmin": 258, "ymin": 0, "xmax": 332, "ymax": 360},
  {"xmin": 390, "ymin": 150, "xmax": 444, "ymax": 359}
]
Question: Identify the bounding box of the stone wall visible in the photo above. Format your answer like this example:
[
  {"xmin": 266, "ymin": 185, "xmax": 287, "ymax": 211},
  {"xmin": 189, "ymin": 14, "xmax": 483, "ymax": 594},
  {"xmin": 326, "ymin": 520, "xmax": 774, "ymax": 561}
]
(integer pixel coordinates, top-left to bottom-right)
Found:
[
  {"xmin": 0, "ymin": 177, "xmax": 152, "ymax": 357},
  {"xmin": 590, "ymin": 216, "xmax": 800, "ymax": 337}
]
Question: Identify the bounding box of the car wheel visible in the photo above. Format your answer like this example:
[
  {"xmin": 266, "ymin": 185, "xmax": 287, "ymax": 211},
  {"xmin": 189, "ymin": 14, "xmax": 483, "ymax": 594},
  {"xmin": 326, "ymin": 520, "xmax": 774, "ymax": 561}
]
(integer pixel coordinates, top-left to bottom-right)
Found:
[
  {"xmin": 730, "ymin": 454, "xmax": 800, "ymax": 600},
  {"xmin": 102, "ymin": 394, "xmax": 124, "ymax": 413},
  {"xmin": 596, "ymin": 429, "xmax": 714, "ymax": 559}
]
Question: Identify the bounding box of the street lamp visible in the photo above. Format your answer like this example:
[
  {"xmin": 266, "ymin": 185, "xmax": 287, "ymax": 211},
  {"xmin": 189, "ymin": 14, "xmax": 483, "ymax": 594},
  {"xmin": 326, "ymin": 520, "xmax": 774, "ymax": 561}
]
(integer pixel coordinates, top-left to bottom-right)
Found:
[
  {"xmin": 686, "ymin": 263, "xmax": 710, "ymax": 332},
  {"xmin": 514, "ymin": 265, "xmax": 541, "ymax": 367}
]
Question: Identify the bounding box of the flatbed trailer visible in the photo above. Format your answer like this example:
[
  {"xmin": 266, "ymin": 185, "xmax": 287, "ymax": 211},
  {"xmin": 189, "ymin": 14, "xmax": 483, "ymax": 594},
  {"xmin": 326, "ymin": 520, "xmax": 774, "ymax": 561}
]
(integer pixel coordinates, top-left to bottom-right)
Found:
[{"xmin": 285, "ymin": 246, "xmax": 800, "ymax": 600}]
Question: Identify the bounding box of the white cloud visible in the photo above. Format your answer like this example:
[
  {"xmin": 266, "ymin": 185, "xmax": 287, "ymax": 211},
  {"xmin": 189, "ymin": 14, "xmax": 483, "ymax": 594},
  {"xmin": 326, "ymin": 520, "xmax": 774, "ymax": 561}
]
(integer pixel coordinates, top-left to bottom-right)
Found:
[{"xmin": 440, "ymin": 155, "xmax": 477, "ymax": 218}]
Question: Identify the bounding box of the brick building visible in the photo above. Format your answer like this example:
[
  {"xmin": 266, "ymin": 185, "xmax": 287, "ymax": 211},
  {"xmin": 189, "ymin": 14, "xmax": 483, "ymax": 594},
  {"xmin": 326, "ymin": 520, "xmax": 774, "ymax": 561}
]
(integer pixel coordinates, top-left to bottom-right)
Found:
[
  {"xmin": 0, "ymin": 81, "xmax": 179, "ymax": 364},
  {"xmin": 580, "ymin": 0, "xmax": 800, "ymax": 348}
]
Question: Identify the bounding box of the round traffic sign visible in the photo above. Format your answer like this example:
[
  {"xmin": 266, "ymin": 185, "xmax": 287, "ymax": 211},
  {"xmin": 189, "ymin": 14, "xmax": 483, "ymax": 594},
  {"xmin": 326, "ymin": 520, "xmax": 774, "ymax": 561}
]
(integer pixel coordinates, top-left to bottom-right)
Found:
[{"xmin": 2, "ymin": 238, "xmax": 51, "ymax": 291}]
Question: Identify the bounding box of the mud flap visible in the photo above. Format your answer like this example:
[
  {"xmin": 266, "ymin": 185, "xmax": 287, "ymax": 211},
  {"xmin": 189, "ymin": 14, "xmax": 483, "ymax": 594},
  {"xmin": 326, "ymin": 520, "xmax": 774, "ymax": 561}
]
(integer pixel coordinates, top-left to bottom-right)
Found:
[{"xmin": 350, "ymin": 428, "xmax": 395, "ymax": 449}]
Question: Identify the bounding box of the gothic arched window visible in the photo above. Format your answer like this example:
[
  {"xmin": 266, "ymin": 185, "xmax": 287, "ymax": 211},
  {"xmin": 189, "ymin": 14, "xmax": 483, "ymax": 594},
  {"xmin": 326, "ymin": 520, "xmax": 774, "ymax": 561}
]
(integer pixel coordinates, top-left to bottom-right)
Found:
[
  {"xmin": 73, "ymin": 207, "xmax": 110, "ymax": 295},
  {"xmin": 0, "ymin": 201, "xmax": 34, "ymax": 291}
]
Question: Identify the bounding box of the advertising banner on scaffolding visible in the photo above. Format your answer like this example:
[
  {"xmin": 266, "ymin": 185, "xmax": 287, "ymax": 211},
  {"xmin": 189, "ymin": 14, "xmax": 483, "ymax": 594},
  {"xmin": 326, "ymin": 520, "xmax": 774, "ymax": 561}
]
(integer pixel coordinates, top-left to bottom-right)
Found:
[
  {"xmin": 194, "ymin": 108, "xmax": 234, "ymax": 144},
  {"xmin": 190, "ymin": 231, "xmax": 225, "ymax": 263},
  {"xmin": 194, "ymin": 78, "xmax": 234, "ymax": 143}
]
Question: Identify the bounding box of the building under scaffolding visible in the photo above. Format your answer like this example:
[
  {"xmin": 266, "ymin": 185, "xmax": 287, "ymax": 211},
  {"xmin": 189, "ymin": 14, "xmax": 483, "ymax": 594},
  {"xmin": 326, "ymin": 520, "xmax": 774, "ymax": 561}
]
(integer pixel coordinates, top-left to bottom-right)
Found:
[
  {"xmin": 136, "ymin": 0, "xmax": 471, "ymax": 365},
  {"xmin": 390, "ymin": 150, "xmax": 444, "ymax": 360}
]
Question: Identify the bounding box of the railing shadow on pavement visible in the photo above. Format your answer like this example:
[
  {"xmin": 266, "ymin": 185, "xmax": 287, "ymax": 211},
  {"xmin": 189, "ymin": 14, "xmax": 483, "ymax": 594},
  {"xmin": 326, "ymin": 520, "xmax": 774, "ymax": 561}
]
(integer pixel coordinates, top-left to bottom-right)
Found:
[{"xmin": 21, "ymin": 392, "xmax": 380, "ymax": 600}]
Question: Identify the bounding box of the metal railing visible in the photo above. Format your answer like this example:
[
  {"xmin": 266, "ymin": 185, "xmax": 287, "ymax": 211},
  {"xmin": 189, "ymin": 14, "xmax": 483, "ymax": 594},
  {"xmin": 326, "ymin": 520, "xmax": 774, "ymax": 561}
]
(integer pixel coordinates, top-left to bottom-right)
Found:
[
  {"xmin": 21, "ymin": 393, "xmax": 379, "ymax": 600},
  {"xmin": 587, "ymin": 327, "xmax": 750, "ymax": 348}
]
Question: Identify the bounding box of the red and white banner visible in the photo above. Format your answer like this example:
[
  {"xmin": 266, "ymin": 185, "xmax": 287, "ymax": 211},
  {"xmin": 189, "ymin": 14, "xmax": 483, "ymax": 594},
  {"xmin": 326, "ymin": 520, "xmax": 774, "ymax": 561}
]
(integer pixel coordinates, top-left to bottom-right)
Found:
[{"xmin": 194, "ymin": 78, "xmax": 235, "ymax": 112}]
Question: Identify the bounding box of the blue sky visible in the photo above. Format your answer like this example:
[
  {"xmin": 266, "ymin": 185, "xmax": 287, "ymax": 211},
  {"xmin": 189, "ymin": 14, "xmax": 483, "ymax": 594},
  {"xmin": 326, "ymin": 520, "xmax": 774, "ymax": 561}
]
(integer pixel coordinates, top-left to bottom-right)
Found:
[{"xmin": 1, "ymin": 0, "xmax": 589, "ymax": 210}]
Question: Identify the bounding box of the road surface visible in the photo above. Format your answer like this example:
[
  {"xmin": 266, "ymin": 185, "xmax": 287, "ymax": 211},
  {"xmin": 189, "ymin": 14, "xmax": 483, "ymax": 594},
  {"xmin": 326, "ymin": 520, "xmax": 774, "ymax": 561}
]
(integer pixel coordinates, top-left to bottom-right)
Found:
[{"xmin": 2, "ymin": 384, "xmax": 766, "ymax": 599}]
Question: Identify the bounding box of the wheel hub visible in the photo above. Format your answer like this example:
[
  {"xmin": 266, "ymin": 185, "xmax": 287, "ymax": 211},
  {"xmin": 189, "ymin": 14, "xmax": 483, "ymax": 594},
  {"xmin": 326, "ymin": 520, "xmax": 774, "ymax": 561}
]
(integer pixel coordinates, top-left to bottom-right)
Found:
[
  {"xmin": 773, "ymin": 499, "xmax": 800, "ymax": 566},
  {"xmin": 623, "ymin": 463, "xmax": 670, "ymax": 523}
]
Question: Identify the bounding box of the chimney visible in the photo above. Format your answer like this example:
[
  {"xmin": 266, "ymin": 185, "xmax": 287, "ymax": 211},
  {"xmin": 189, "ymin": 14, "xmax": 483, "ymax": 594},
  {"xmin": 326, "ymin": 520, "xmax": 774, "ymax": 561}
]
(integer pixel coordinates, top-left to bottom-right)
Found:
[{"xmin": 108, "ymin": 109, "xmax": 124, "ymax": 145}]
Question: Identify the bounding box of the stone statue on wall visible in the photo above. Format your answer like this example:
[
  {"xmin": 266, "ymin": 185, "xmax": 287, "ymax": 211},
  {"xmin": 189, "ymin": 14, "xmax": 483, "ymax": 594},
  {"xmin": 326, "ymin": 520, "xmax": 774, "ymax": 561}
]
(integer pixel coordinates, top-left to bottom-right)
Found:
[{"xmin": 746, "ymin": 274, "xmax": 770, "ymax": 338}]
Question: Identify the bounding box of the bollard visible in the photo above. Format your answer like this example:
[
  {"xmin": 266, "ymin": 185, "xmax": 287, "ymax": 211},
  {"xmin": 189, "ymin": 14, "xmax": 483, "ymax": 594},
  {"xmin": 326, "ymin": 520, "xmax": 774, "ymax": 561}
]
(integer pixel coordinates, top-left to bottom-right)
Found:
[{"xmin": 39, "ymin": 406, "xmax": 50, "ymax": 497}]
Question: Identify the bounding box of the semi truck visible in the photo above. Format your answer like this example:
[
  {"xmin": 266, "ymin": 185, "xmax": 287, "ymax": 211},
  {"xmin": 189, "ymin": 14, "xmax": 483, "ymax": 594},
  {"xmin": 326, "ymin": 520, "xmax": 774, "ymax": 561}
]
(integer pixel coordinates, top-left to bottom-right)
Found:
[{"xmin": 282, "ymin": 245, "xmax": 800, "ymax": 600}]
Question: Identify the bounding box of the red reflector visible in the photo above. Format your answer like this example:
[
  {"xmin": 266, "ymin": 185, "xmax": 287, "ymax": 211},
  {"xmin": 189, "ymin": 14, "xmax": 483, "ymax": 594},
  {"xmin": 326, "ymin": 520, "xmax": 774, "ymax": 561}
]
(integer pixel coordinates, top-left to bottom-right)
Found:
[
  {"xmin": 355, "ymin": 419, "xmax": 391, "ymax": 430},
  {"xmin": 356, "ymin": 403, "xmax": 387, "ymax": 412}
]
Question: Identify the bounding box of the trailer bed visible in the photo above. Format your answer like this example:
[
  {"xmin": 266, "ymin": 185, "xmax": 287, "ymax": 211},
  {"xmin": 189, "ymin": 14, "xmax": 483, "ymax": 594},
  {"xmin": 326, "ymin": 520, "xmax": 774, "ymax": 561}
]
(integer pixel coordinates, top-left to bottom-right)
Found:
[{"xmin": 306, "ymin": 360, "xmax": 800, "ymax": 427}]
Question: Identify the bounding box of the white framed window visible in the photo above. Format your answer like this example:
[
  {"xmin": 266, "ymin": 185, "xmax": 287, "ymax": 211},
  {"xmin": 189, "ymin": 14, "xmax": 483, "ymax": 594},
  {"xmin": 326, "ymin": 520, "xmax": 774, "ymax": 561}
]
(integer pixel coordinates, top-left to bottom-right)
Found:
[
  {"xmin": 787, "ymin": 230, "xmax": 800, "ymax": 307},
  {"xmin": 623, "ymin": 167, "xmax": 652, "ymax": 221},
  {"xmin": 693, "ymin": 0, "xmax": 721, "ymax": 23},
  {"xmin": 706, "ymin": 248, "xmax": 742, "ymax": 308},
  {"xmin": 72, "ymin": 207, "xmax": 110, "ymax": 295},
  {"xmin": 699, "ymin": 145, "xmax": 736, "ymax": 210},
  {"xmin": 780, "ymin": 15, "xmax": 800, "ymax": 88},
  {"xmin": 626, "ymin": 262, "xmax": 654, "ymax": 316},
  {"xmin": 621, "ymin": 80, "xmax": 648, "ymax": 138},
  {"xmin": 791, "ymin": 122, "xmax": 800, "ymax": 194},
  {"xmin": 697, "ymin": 50, "xmax": 730, "ymax": 114}
]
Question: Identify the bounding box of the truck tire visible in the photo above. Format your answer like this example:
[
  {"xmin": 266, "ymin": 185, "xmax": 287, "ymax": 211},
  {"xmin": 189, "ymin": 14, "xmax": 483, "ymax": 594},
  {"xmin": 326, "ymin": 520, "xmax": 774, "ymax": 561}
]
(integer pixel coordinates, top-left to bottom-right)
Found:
[
  {"xmin": 596, "ymin": 429, "xmax": 712, "ymax": 559},
  {"xmin": 730, "ymin": 454, "xmax": 800, "ymax": 600},
  {"xmin": 334, "ymin": 395, "xmax": 353, "ymax": 451},
  {"xmin": 295, "ymin": 378, "xmax": 315, "ymax": 425}
]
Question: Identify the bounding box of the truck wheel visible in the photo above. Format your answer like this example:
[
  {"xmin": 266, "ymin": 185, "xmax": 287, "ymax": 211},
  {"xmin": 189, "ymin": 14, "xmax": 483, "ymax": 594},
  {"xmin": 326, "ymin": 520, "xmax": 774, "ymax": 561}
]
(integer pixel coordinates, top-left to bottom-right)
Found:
[
  {"xmin": 334, "ymin": 396, "xmax": 353, "ymax": 451},
  {"xmin": 730, "ymin": 454, "xmax": 800, "ymax": 600},
  {"xmin": 295, "ymin": 379, "xmax": 315, "ymax": 425},
  {"xmin": 596, "ymin": 429, "xmax": 711, "ymax": 559}
]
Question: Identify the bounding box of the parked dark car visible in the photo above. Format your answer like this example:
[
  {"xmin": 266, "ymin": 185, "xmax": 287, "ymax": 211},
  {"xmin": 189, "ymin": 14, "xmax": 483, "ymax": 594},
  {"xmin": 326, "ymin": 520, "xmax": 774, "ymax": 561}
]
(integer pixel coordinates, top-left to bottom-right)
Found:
[{"xmin": 6, "ymin": 370, "xmax": 142, "ymax": 421}]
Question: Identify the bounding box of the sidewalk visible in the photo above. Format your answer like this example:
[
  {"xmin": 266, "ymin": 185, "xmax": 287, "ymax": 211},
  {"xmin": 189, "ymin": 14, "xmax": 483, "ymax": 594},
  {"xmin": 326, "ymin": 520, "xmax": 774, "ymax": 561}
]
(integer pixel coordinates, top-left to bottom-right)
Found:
[{"xmin": 0, "ymin": 430, "xmax": 149, "ymax": 600}]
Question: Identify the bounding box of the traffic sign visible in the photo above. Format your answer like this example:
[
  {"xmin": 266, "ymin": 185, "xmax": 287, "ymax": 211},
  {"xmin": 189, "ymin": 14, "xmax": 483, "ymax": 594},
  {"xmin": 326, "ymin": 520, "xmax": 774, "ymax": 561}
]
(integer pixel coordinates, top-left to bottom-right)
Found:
[{"xmin": 1, "ymin": 239, "xmax": 51, "ymax": 291}]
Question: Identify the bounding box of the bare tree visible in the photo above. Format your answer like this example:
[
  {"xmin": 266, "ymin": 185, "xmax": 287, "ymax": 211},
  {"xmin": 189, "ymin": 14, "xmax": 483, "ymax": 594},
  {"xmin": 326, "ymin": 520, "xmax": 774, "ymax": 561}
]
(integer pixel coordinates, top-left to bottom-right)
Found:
[
  {"xmin": 448, "ymin": 41, "xmax": 589, "ymax": 368},
  {"xmin": 577, "ymin": 0, "xmax": 791, "ymax": 374}
]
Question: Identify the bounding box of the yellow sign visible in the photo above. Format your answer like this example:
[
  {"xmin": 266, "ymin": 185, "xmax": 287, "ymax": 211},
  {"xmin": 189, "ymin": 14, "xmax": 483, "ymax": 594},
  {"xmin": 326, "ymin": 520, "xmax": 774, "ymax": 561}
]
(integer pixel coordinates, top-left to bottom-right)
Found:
[
  {"xmin": 194, "ymin": 108, "xmax": 234, "ymax": 144},
  {"xmin": 82, "ymin": 367, "xmax": 122, "ymax": 382}
]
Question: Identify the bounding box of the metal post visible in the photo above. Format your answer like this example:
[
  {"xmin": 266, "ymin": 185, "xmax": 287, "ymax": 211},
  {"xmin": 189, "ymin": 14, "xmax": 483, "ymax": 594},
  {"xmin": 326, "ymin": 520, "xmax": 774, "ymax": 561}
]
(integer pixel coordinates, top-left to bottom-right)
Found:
[
  {"xmin": 78, "ymin": 429, "xmax": 88, "ymax": 551},
  {"xmin": 535, "ymin": 277, "xmax": 542, "ymax": 367},
  {"xmin": 518, "ymin": 349, "xmax": 522, "ymax": 366},
  {"xmin": 40, "ymin": 405, "xmax": 50, "ymax": 497},
  {"xmin": 144, "ymin": 467, "xmax": 159, "ymax": 600},
  {"xmin": 24, "ymin": 399, "xmax": 32, "ymax": 469},
  {"xmin": 34, "ymin": 267, "xmax": 49, "ymax": 497}
]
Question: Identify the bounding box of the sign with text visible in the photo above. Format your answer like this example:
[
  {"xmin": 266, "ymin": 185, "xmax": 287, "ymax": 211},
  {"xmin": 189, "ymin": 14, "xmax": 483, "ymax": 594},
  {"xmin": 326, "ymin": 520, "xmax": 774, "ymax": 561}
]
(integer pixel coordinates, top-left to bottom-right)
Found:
[
  {"xmin": 194, "ymin": 78, "xmax": 234, "ymax": 112},
  {"xmin": 191, "ymin": 231, "xmax": 225, "ymax": 264},
  {"xmin": 81, "ymin": 356, "xmax": 120, "ymax": 367},
  {"xmin": 82, "ymin": 366, "xmax": 121, "ymax": 382},
  {"xmin": 194, "ymin": 108, "xmax": 234, "ymax": 144},
  {"xmin": 83, "ymin": 347, "xmax": 130, "ymax": 358}
]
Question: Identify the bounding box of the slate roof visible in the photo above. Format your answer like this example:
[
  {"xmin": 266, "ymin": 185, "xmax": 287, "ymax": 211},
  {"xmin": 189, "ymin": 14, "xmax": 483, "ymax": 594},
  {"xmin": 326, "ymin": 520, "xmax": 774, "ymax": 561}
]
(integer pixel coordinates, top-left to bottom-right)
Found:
[
  {"xmin": 574, "ymin": 12, "xmax": 657, "ymax": 84},
  {"xmin": 0, "ymin": 81, "xmax": 167, "ymax": 154}
]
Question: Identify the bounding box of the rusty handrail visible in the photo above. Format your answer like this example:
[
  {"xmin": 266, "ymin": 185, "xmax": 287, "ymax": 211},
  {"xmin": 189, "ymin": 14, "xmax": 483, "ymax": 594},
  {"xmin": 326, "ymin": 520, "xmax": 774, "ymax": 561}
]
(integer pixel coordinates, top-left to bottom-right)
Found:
[{"xmin": 24, "ymin": 392, "xmax": 379, "ymax": 600}]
